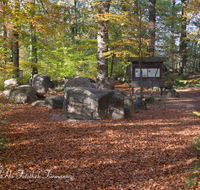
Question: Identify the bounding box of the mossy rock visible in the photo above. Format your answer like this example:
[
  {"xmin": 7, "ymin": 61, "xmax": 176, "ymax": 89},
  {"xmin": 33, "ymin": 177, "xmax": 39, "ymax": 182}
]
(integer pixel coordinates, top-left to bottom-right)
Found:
[
  {"xmin": 145, "ymin": 96, "xmax": 155, "ymax": 104},
  {"xmin": 167, "ymin": 90, "xmax": 179, "ymax": 98}
]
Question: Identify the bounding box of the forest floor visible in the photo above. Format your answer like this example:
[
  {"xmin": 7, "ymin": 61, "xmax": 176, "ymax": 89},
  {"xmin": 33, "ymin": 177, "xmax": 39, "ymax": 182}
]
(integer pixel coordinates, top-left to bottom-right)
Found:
[{"xmin": 0, "ymin": 82, "xmax": 200, "ymax": 189}]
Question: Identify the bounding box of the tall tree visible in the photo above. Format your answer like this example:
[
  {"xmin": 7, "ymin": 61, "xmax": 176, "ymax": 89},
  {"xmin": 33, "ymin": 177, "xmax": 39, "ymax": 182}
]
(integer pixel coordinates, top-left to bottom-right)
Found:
[
  {"xmin": 12, "ymin": 0, "xmax": 20, "ymax": 78},
  {"xmin": 179, "ymin": 0, "xmax": 187, "ymax": 75},
  {"xmin": 97, "ymin": 0, "xmax": 111, "ymax": 82},
  {"xmin": 30, "ymin": 0, "xmax": 38, "ymax": 80},
  {"xmin": 148, "ymin": 0, "xmax": 156, "ymax": 57}
]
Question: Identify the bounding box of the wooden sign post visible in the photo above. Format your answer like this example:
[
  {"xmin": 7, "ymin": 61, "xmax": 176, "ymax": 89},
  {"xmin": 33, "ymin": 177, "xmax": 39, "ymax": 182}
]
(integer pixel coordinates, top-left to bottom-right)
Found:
[{"xmin": 128, "ymin": 57, "xmax": 164, "ymax": 95}]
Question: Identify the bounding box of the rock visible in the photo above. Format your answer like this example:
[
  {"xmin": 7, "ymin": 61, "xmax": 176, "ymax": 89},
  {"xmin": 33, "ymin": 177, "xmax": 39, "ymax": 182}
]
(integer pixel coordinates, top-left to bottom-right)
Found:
[
  {"xmin": 4, "ymin": 78, "xmax": 19, "ymax": 89},
  {"xmin": 86, "ymin": 78, "xmax": 96, "ymax": 83},
  {"xmin": 118, "ymin": 77, "xmax": 126, "ymax": 83},
  {"xmin": 99, "ymin": 77, "xmax": 115, "ymax": 90},
  {"xmin": 63, "ymin": 87, "xmax": 124, "ymax": 120},
  {"xmin": 32, "ymin": 74, "xmax": 54, "ymax": 95},
  {"xmin": 36, "ymin": 92, "xmax": 45, "ymax": 99},
  {"xmin": 167, "ymin": 90, "xmax": 179, "ymax": 98},
  {"xmin": 45, "ymin": 95, "xmax": 64, "ymax": 109},
  {"xmin": 12, "ymin": 92, "xmax": 27, "ymax": 104},
  {"xmin": 112, "ymin": 73, "xmax": 117, "ymax": 80},
  {"xmin": 2, "ymin": 85, "xmax": 37, "ymax": 103},
  {"xmin": 51, "ymin": 80, "xmax": 59, "ymax": 88},
  {"xmin": 124, "ymin": 103, "xmax": 131, "ymax": 117},
  {"xmin": 145, "ymin": 96, "xmax": 155, "ymax": 104},
  {"xmin": 2, "ymin": 89, "xmax": 13, "ymax": 99},
  {"xmin": 58, "ymin": 78, "xmax": 71, "ymax": 89},
  {"xmin": 66, "ymin": 77, "xmax": 96, "ymax": 88},
  {"xmin": 129, "ymin": 105, "xmax": 139, "ymax": 113},
  {"xmin": 134, "ymin": 97, "xmax": 147, "ymax": 110},
  {"xmin": 124, "ymin": 96, "xmax": 134, "ymax": 106},
  {"xmin": 17, "ymin": 85, "xmax": 37, "ymax": 103},
  {"xmin": 93, "ymin": 83, "xmax": 100, "ymax": 89},
  {"xmin": 31, "ymin": 100, "xmax": 45, "ymax": 107}
]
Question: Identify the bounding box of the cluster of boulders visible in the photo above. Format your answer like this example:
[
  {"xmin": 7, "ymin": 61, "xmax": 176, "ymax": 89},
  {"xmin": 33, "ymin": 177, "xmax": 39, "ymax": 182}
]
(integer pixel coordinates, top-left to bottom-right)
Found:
[{"xmin": 2, "ymin": 74, "xmax": 147, "ymax": 120}]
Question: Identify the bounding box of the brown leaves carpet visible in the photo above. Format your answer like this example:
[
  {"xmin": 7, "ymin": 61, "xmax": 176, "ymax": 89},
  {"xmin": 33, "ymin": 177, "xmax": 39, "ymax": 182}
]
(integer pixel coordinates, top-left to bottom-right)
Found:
[{"xmin": 0, "ymin": 87, "xmax": 200, "ymax": 190}]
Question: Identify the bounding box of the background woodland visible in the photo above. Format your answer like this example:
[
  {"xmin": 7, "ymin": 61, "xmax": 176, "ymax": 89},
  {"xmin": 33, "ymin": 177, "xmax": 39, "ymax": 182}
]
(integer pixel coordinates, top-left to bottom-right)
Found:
[{"xmin": 0, "ymin": 0, "xmax": 200, "ymax": 87}]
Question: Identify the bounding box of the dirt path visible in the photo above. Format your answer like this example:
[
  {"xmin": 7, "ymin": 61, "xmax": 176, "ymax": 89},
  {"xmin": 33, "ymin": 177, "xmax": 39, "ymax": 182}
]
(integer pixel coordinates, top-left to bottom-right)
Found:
[{"xmin": 0, "ymin": 87, "xmax": 200, "ymax": 189}]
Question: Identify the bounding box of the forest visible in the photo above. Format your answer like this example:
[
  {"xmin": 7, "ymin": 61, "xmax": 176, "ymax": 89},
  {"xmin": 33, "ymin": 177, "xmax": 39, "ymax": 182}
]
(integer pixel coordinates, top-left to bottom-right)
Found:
[
  {"xmin": 1, "ymin": 1, "xmax": 200, "ymax": 189},
  {"xmin": 0, "ymin": 0, "xmax": 200, "ymax": 86}
]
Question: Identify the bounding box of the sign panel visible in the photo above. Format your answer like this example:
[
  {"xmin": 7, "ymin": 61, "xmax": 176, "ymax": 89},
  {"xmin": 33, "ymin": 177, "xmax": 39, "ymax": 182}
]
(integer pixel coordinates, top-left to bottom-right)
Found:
[
  {"xmin": 135, "ymin": 68, "xmax": 160, "ymax": 78},
  {"xmin": 148, "ymin": 68, "xmax": 160, "ymax": 77},
  {"xmin": 135, "ymin": 68, "xmax": 147, "ymax": 77}
]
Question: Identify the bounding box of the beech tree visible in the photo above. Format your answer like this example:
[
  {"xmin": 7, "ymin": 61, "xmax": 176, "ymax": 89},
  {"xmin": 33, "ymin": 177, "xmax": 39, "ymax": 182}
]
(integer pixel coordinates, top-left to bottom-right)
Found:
[
  {"xmin": 179, "ymin": 0, "xmax": 187, "ymax": 75},
  {"xmin": 97, "ymin": 0, "xmax": 111, "ymax": 82},
  {"xmin": 148, "ymin": 0, "xmax": 156, "ymax": 56}
]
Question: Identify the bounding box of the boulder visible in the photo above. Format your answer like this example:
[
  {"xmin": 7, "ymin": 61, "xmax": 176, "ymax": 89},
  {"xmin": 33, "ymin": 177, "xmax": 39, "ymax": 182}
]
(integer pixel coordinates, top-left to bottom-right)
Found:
[
  {"xmin": 51, "ymin": 80, "xmax": 59, "ymax": 88},
  {"xmin": 4, "ymin": 78, "xmax": 19, "ymax": 89},
  {"xmin": 93, "ymin": 83, "xmax": 100, "ymax": 89},
  {"xmin": 31, "ymin": 100, "xmax": 45, "ymax": 107},
  {"xmin": 2, "ymin": 89, "xmax": 13, "ymax": 99},
  {"xmin": 112, "ymin": 73, "xmax": 117, "ymax": 80},
  {"xmin": 66, "ymin": 77, "xmax": 96, "ymax": 88},
  {"xmin": 99, "ymin": 77, "xmax": 115, "ymax": 90},
  {"xmin": 63, "ymin": 87, "xmax": 124, "ymax": 120},
  {"xmin": 86, "ymin": 78, "xmax": 96, "ymax": 83},
  {"xmin": 134, "ymin": 97, "xmax": 147, "ymax": 110},
  {"xmin": 17, "ymin": 85, "xmax": 37, "ymax": 102},
  {"xmin": 45, "ymin": 95, "xmax": 64, "ymax": 109},
  {"xmin": 124, "ymin": 103, "xmax": 131, "ymax": 117},
  {"xmin": 167, "ymin": 90, "xmax": 179, "ymax": 98},
  {"xmin": 118, "ymin": 77, "xmax": 126, "ymax": 83},
  {"xmin": 145, "ymin": 96, "xmax": 155, "ymax": 104},
  {"xmin": 2, "ymin": 85, "xmax": 37, "ymax": 103},
  {"xmin": 32, "ymin": 74, "xmax": 54, "ymax": 94},
  {"xmin": 12, "ymin": 92, "xmax": 27, "ymax": 104},
  {"xmin": 124, "ymin": 96, "xmax": 134, "ymax": 106}
]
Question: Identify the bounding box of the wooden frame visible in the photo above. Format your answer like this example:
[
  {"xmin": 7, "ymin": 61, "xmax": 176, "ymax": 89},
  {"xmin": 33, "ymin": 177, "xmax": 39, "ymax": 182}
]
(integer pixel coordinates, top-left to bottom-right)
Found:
[{"xmin": 128, "ymin": 57, "xmax": 165, "ymax": 95}]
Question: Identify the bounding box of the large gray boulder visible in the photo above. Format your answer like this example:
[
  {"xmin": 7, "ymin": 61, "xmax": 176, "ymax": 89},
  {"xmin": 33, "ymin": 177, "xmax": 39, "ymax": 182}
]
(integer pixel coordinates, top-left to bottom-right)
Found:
[
  {"xmin": 66, "ymin": 77, "xmax": 96, "ymax": 88},
  {"xmin": 4, "ymin": 78, "xmax": 19, "ymax": 89},
  {"xmin": 63, "ymin": 87, "xmax": 125, "ymax": 120},
  {"xmin": 45, "ymin": 95, "xmax": 64, "ymax": 109},
  {"xmin": 32, "ymin": 74, "xmax": 54, "ymax": 94},
  {"xmin": 17, "ymin": 85, "xmax": 37, "ymax": 103},
  {"xmin": 13, "ymin": 93, "xmax": 27, "ymax": 104},
  {"xmin": 2, "ymin": 85, "xmax": 37, "ymax": 103},
  {"xmin": 99, "ymin": 77, "xmax": 115, "ymax": 90}
]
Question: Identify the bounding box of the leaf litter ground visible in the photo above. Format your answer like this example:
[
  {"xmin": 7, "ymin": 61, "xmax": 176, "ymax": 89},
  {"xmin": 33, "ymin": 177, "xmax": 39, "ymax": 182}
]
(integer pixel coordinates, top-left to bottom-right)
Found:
[{"xmin": 0, "ymin": 85, "xmax": 200, "ymax": 189}]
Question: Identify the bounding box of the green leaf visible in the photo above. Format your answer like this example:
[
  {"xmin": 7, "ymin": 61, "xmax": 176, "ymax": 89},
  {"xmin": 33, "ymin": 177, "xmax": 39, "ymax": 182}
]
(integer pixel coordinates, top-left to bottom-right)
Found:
[
  {"xmin": 1, "ymin": 120, "xmax": 9, "ymax": 124},
  {"xmin": 193, "ymin": 111, "xmax": 200, "ymax": 116}
]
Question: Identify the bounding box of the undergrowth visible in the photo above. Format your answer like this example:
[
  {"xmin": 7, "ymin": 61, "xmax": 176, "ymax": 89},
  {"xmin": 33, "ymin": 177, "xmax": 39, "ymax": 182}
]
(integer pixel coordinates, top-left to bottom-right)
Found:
[{"xmin": 186, "ymin": 111, "xmax": 200, "ymax": 189}]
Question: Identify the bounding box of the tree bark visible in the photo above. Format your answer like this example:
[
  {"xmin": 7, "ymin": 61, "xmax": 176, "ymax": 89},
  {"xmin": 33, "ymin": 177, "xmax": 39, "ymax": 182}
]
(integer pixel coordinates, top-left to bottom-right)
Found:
[
  {"xmin": 12, "ymin": 30, "xmax": 19, "ymax": 78},
  {"xmin": 179, "ymin": 0, "xmax": 187, "ymax": 75},
  {"xmin": 148, "ymin": 0, "xmax": 156, "ymax": 57},
  {"xmin": 97, "ymin": 0, "xmax": 111, "ymax": 83},
  {"xmin": 30, "ymin": 25, "xmax": 38, "ymax": 79}
]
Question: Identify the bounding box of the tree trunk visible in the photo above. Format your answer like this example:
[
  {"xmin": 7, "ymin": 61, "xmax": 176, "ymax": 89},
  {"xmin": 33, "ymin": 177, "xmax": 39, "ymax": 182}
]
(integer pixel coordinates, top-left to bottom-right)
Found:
[
  {"xmin": 97, "ymin": 0, "xmax": 111, "ymax": 83},
  {"xmin": 179, "ymin": 0, "xmax": 187, "ymax": 75},
  {"xmin": 2, "ymin": 1, "xmax": 8, "ymax": 65},
  {"xmin": 148, "ymin": 0, "xmax": 156, "ymax": 57},
  {"xmin": 30, "ymin": 26, "xmax": 38, "ymax": 79},
  {"xmin": 12, "ymin": 30, "xmax": 19, "ymax": 78},
  {"xmin": 110, "ymin": 54, "xmax": 115, "ymax": 78}
]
